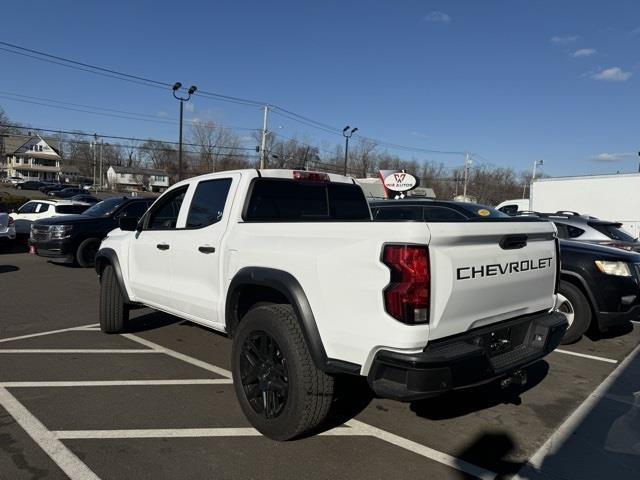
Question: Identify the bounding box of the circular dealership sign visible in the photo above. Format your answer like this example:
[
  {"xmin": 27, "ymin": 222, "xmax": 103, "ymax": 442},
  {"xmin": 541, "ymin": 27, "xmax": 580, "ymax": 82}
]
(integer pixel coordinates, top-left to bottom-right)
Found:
[{"xmin": 383, "ymin": 172, "xmax": 418, "ymax": 192}]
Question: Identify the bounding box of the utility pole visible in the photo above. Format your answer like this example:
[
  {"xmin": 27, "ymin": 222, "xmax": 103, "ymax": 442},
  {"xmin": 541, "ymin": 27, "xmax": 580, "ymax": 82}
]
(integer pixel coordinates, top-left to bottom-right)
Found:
[
  {"xmin": 92, "ymin": 133, "xmax": 97, "ymax": 188},
  {"xmin": 462, "ymin": 153, "xmax": 471, "ymax": 201},
  {"xmin": 260, "ymin": 105, "xmax": 269, "ymax": 169},
  {"xmin": 99, "ymin": 139, "xmax": 103, "ymax": 190}
]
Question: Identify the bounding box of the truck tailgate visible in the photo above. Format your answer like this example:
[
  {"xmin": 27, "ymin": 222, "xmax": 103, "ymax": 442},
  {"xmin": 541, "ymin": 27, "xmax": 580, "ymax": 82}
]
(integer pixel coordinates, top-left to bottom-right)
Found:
[{"xmin": 427, "ymin": 221, "xmax": 557, "ymax": 340}]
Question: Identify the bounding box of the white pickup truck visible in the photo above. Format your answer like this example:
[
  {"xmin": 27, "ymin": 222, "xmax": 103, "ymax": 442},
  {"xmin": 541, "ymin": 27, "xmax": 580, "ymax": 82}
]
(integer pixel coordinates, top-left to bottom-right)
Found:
[{"xmin": 95, "ymin": 169, "xmax": 567, "ymax": 440}]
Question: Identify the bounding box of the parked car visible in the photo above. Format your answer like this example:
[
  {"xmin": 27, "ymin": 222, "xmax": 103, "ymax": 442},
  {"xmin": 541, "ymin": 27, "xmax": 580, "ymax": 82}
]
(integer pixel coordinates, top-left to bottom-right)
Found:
[
  {"xmin": 95, "ymin": 169, "xmax": 566, "ymax": 440},
  {"xmin": 30, "ymin": 196, "xmax": 154, "ymax": 267},
  {"xmin": 7, "ymin": 176, "xmax": 23, "ymax": 186},
  {"xmin": 369, "ymin": 198, "xmax": 511, "ymax": 221},
  {"xmin": 556, "ymin": 239, "xmax": 640, "ymax": 343},
  {"xmin": 40, "ymin": 183, "xmax": 69, "ymax": 194},
  {"xmin": 70, "ymin": 194, "xmax": 100, "ymax": 205},
  {"xmin": 49, "ymin": 187, "xmax": 85, "ymax": 198},
  {"xmin": 517, "ymin": 211, "xmax": 640, "ymax": 252},
  {"xmin": 496, "ymin": 198, "xmax": 530, "ymax": 216},
  {"xmin": 16, "ymin": 180, "xmax": 44, "ymax": 191},
  {"xmin": 9, "ymin": 200, "xmax": 91, "ymax": 235},
  {"xmin": 0, "ymin": 212, "xmax": 16, "ymax": 246}
]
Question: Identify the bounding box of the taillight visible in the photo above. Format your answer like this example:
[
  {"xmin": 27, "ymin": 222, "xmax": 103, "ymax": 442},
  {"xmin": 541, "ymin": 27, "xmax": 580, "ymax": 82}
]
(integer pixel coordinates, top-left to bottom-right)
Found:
[
  {"xmin": 382, "ymin": 245, "xmax": 430, "ymax": 324},
  {"xmin": 7, "ymin": 216, "xmax": 15, "ymax": 226},
  {"xmin": 292, "ymin": 171, "xmax": 330, "ymax": 182}
]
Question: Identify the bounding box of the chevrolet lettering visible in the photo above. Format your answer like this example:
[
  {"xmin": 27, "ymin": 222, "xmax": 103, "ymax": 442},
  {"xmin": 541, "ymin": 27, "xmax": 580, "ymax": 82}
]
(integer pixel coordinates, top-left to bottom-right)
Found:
[{"xmin": 457, "ymin": 257, "xmax": 554, "ymax": 280}]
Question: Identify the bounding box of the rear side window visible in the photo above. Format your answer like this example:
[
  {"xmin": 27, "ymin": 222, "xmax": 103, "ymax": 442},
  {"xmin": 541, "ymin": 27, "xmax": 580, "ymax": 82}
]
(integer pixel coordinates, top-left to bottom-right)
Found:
[
  {"xmin": 423, "ymin": 206, "xmax": 467, "ymax": 221},
  {"xmin": 244, "ymin": 179, "xmax": 370, "ymax": 222},
  {"xmin": 35, "ymin": 203, "xmax": 49, "ymax": 213},
  {"xmin": 589, "ymin": 222, "xmax": 636, "ymax": 242},
  {"xmin": 187, "ymin": 178, "xmax": 232, "ymax": 228},
  {"xmin": 372, "ymin": 206, "xmax": 422, "ymax": 221},
  {"xmin": 55, "ymin": 205, "xmax": 89, "ymax": 214},
  {"xmin": 499, "ymin": 205, "xmax": 519, "ymax": 216}
]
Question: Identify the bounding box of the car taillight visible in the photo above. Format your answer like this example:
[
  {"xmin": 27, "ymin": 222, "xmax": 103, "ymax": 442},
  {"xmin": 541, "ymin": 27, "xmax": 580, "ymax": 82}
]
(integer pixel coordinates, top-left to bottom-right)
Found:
[
  {"xmin": 292, "ymin": 171, "xmax": 330, "ymax": 182},
  {"xmin": 7, "ymin": 216, "xmax": 15, "ymax": 226},
  {"xmin": 382, "ymin": 245, "xmax": 430, "ymax": 324}
]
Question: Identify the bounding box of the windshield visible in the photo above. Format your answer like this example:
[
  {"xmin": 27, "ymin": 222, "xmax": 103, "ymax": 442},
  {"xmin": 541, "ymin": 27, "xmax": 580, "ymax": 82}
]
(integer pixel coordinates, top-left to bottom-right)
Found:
[
  {"xmin": 455, "ymin": 203, "xmax": 509, "ymax": 218},
  {"xmin": 82, "ymin": 197, "xmax": 125, "ymax": 217}
]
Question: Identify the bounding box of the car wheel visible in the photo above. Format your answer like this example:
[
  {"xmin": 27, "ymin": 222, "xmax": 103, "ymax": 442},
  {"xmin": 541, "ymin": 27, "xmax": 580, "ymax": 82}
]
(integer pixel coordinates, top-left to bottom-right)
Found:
[
  {"xmin": 556, "ymin": 280, "xmax": 592, "ymax": 344},
  {"xmin": 231, "ymin": 304, "xmax": 334, "ymax": 441},
  {"xmin": 99, "ymin": 264, "xmax": 129, "ymax": 333},
  {"xmin": 76, "ymin": 238, "xmax": 101, "ymax": 268}
]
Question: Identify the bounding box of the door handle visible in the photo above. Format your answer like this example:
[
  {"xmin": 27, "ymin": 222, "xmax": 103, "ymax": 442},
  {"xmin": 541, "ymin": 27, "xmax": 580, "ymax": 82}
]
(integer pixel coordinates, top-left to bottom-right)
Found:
[
  {"xmin": 156, "ymin": 243, "xmax": 170, "ymax": 251},
  {"xmin": 198, "ymin": 246, "xmax": 216, "ymax": 254}
]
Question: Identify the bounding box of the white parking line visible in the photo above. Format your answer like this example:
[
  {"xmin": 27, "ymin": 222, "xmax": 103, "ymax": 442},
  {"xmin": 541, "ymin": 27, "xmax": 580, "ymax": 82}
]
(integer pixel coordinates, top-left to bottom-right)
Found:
[
  {"xmin": 515, "ymin": 342, "xmax": 640, "ymax": 479},
  {"xmin": 0, "ymin": 349, "xmax": 159, "ymax": 354},
  {"xmin": 346, "ymin": 419, "xmax": 497, "ymax": 480},
  {"xmin": 123, "ymin": 333, "xmax": 233, "ymax": 379},
  {"xmin": 53, "ymin": 426, "xmax": 363, "ymax": 439},
  {"xmin": 0, "ymin": 387, "xmax": 100, "ymax": 480},
  {"xmin": 554, "ymin": 349, "xmax": 618, "ymax": 364},
  {"xmin": 0, "ymin": 379, "xmax": 233, "ymax": 387},
  {"xmin": 0, "ymin": 324, "xmax": 99, "ymax": 343}
]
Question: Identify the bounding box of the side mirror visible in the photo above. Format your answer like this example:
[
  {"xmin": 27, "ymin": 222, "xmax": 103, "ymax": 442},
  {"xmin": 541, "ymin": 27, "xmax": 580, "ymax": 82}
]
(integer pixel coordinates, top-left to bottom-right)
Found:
[{"xmin": 119, "ymin": 216, "xmax": 141, "ymax": 232}]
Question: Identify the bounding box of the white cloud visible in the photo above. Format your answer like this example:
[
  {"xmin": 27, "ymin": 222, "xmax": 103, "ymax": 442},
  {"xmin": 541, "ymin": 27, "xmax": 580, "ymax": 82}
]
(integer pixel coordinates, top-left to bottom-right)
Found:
[
  {"xmin": 572, "ymin": 48, "xmax": 596, "ymax": 57},
  {"xmin": 550, "ymin": 34, "xmax": 579, "ymax": 45},
  {"xmin": 411, "ymin": 131, "xmax": 429, "ymax": 139},
  {"xmin": 591, "ymin": 67, "xmax": 632, "ymax": 82},
  {"xmin": 185, "ymin": 102, "xmax": 195, "ymax": 112},
  {"xmin": 629, "ymin": 27, "xmax": 640, "ymax": 37},
  {"xmin": 592, "ymin": 152, "xmax": 635, "ymax": 162},
  {"xmin": 424, "ymin": 11, "xmax": 451, "ymax": 23},
  {"xmin": 156, "ymin": 110, "xmax": 168, "ymax": 118}
]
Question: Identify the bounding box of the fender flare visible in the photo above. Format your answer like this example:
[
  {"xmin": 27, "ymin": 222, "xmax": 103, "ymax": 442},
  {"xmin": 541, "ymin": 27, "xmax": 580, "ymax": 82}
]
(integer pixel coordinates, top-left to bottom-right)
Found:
[
  {"xmin": 560, "ymin": 270, "xmax": 601, "ymax": 326},
  {"xmin": 95, "ymin": 248, "xmax": 131, "ymax": 304},
  {"xmin": 226, "ymin": 267, "xmax": 359, "ymax": 374}
]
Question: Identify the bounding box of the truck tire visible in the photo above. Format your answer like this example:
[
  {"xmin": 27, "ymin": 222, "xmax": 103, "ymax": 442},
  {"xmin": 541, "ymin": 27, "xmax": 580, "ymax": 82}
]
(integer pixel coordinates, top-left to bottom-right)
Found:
[
  {"xmin": 231, "ymin": 304, "xmax": 334, "ymax": 441},
  {"xmin": 99, "ymin": 264, "xmax": 129, "ymax": 333},
  {"xmin": 76, "ymin": 238, "xmax": 101, "ymax": 268},
  {"xmin": 557, "ymin": 281, "xmax": 591, "ymax": 344}
]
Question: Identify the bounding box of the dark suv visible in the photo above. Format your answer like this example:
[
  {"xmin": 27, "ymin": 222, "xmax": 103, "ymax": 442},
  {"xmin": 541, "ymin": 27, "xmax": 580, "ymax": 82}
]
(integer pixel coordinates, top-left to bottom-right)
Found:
[{"xmin": 29, "ymin": 196, "xmax": 154, "ymax": 267}]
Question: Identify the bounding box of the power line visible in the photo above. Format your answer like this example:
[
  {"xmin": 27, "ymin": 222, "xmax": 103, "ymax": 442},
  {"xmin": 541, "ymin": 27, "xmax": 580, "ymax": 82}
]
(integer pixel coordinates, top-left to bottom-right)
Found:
[
  {"xmin": 0, "ymin": 90, "xmax": 259, "ymax": 131},
  {"xmin": 0, "ymin": 123, "xmax": 256, "ymax": 152},
  {"xmin": 0, "ymin": 40, "xmax": 468, "ymax": 157}
]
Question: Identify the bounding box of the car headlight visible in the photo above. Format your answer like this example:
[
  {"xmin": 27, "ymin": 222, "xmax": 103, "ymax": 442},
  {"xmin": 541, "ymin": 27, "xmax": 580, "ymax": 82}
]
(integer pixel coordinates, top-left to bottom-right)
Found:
[
  {"xmin": 594, "ymin": 260, "xmax": 631, "ymax": 277},
  {"xmin": 50, "ymin": 225, "xmax": 73, "ymax": 239}
]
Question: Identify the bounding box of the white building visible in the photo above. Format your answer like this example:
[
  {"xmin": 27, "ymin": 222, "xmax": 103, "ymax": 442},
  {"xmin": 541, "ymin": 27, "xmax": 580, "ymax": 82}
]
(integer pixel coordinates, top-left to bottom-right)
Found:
[
  {"xmin": 107, "ymin": 165, "xmax": 169, "ymax": 192},
  {"xmin": 0, "ymin": 134, "xmax": 62, "ymax": 182}
]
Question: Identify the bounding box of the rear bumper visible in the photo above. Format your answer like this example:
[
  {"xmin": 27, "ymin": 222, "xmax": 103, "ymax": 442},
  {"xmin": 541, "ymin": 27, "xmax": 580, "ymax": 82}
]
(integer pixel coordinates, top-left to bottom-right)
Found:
[{"xmin": 367, "ymin": 311, "xmax": 568, "ymax": 401}]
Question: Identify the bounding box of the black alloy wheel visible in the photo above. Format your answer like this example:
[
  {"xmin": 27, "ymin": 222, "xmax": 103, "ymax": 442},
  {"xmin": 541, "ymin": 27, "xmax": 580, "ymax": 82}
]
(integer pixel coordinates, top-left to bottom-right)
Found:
[{"xmin": 239, "ymin": 330, "xmax": 289, "ymax": 419}]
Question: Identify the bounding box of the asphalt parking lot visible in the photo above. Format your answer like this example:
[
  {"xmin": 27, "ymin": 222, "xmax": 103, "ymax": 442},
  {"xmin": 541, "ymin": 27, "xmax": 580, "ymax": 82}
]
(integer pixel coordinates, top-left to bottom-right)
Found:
[{"xmin": 1, "ymin": 252, "xmax": 639, "ymax": 480}]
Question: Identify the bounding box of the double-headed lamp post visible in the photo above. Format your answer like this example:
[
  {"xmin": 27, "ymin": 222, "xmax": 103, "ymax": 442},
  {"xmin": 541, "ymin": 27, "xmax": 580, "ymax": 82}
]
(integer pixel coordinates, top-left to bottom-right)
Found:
[
  {"xmin": 342, "ymin": 126, "xmax": 358, "ymax": 176},
  {"xmin": 172, "ymin": 82, "xmax": 197, "ymax": 182}
]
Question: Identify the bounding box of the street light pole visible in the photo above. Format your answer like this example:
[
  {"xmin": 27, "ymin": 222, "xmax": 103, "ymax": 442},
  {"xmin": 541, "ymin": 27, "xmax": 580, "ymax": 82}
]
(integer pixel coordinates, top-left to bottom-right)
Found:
[
  {"xmin": 260, "ymin": 105, "xmax": 269, "ymax": 169},
  {"xmin": 462, "ymin": 153, "xmax": 472, "ymax": 201},
  {"xmin": 342, "ymin": 126, "xmax": 358, "ymax": 176},
  {"xmin": 172, "ymin": 82, "xmax": 197, "ymax": 182}
]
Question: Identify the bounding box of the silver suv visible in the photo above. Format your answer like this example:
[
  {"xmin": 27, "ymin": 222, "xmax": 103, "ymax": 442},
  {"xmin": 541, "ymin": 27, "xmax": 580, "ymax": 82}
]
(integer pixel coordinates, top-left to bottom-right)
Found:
[{"xmin": 517, "ymin": 211, "xmax": 640, "ymax": 252}]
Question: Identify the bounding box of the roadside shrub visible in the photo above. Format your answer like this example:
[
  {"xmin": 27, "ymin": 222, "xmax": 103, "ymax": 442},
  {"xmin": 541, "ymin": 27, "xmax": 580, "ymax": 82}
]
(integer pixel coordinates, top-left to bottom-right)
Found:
[{"xmin": 0, "ymin": 194, "xmax": 30, "ymax": 212}]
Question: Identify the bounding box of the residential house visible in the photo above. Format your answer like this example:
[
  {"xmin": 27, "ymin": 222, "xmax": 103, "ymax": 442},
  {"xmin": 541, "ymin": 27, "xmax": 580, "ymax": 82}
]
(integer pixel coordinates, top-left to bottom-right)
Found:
[
  {"xmin": 106, "ymin": 165, "xmax": 169, "ymax": 192},
  {"xmin": 0, "ymin": 133, "xmax": 62, "ymax": 182}
]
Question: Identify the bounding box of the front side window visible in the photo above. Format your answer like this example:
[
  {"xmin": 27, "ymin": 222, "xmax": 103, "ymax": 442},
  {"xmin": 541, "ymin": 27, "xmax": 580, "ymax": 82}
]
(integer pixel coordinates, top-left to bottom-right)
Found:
[
  {"xmin": 118, "ymin": 201, "xmax": 150, "ymax": 219},
  {"xmin": 146, "ymin": 187, "xmax": 187, "ymax": 230},
  {"xmin": 186, "ymin": 178, "xmax": 232, "ymax": 228},
  {"xmin": 18, "ymin": 202, "xmax": 36, "ymax": 214}
]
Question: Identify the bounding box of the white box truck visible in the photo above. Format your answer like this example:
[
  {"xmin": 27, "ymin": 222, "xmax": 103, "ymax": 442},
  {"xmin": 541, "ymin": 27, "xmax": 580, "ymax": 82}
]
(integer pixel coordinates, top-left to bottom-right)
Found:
[{"xmin": 529, "ymin": 173, "xmax": 640, "ymax": 239}]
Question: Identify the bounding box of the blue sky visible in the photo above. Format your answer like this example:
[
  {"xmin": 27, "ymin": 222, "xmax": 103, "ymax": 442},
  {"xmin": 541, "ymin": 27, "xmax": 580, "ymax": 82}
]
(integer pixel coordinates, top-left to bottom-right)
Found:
[{"xmin": 1, "ymin": 0, "xmax": 639, "ymax": 176}]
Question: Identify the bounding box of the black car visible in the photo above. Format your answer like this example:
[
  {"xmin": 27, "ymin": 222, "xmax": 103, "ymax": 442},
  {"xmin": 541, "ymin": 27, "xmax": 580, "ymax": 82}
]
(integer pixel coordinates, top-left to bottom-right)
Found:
[
  {"xmin": 370, "ymin": 199, "xmax": 640, "ymax": 344},
  {"xmin": 29, "ymin": 196, "xmax": 154, "ymax": 267},
  {"xmin": 70, "ymin": 194, "xmax": 100, "ymax": 204},
  {"xmin": 556, "ymin": 239, "xmax": 640, "ymax": 343},
  {"xmin": 40, "ymin": 183, "xmax": 68, "ymax": 194},
  {"xmin": 16, "ymin": 180, "xmax": 43, "ymax": 190},
  {"xmin": 49, "ymin": 187, "xmax": 85, "ymax": 198}
]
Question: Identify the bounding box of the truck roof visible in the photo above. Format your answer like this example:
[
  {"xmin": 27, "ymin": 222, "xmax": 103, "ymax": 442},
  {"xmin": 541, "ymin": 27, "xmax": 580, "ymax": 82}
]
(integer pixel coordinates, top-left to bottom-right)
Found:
[{"xmin": 170, "ymin": 169, "xmax": 355, "ymax": 188}]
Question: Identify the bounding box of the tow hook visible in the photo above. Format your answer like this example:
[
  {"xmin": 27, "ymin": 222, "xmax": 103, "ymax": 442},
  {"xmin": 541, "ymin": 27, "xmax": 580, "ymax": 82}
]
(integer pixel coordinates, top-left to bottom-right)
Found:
[{"xmin": 500, "ymin": 370, "xmax": 527, "ymax": 389}]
